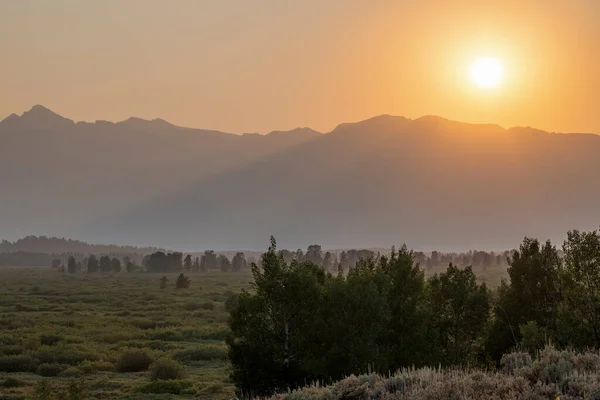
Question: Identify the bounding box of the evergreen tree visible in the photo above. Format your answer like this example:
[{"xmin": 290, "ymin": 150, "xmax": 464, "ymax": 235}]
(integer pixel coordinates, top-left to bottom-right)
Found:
[
  {"xmin": 99, "ymin": 255, "xmax": 112, "ymax": 273},
  {"xmin": 111, "ymin": 257, "xmax": 122, "ymax": 273},
  {"xmin": 175, "ymin": 273, "xmax": 190, "ymax": 289},
  {"xmin": 184, "ymin": 254, "xmax": 193, "ymax": 272},
  {"xmin": 87, "ymin": 255, "xmax": 99, "ymax": 273},
  {"xmin": 67, "ymin": 256, "xmax": 77, "ymax": 274}
]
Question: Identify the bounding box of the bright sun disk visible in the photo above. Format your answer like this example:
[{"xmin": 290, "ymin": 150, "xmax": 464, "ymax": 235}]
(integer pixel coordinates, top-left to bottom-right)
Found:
[{"xmin": 469, "ymin": 57, "xmax": 504, "ymax": 89}]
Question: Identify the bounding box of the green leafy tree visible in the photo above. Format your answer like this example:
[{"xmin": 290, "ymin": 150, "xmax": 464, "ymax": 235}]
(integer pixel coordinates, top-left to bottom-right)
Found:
[
  {"xmin": 428, "ymin": 264, "xmax": 490, "ymax": 366},
  {"xmin": 560, "ymin": 229, "xmax": 600, "ymax": 347},
  {"xmin": 486, "ymin": 238, "xmax": 561, "ymax": 360},
  {"xmin": 380, "ymin": 245, "xmax": 430, "ymax": 368},
  {"xmin": 192, "ymin": 256, "xmax": 200, "ymax": 272},
  {"xmin": 227, "ymin": 237, "xmax": 327, "ymax": 397},
  {"xmin": 317, "ymin": 258, "xmax": 391, "ymax": 378}
]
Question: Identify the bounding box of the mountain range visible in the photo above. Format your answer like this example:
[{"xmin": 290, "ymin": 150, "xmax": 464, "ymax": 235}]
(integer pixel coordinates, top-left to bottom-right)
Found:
[{"xmin": 2, "ymin": 105, "xmax": 599, "ymax": 251}]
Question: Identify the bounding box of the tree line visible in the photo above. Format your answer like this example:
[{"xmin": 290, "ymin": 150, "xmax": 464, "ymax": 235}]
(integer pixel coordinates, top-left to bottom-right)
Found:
[
  {"xmin": 43, "ymin": 245, "xmax": 513, "ymax": 274},
  {"xmin": 227, "ymin": 228, "xmax": 600, "ymax": 398},
  {"xmin": 0, "ymin": 235, "xmax": 160, "ymax": 254}
]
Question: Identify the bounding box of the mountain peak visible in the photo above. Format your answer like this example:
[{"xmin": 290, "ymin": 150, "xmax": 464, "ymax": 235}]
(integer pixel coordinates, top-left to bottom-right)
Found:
[{"xmin": 0, "ymin": 105, "xmax": 74, "ymax": 130}]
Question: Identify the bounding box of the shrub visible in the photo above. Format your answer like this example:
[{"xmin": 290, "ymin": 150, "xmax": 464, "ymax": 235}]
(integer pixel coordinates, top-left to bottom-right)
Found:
[
  {"xmin": 36, "ymin": 363, "xmax": 68, "ymax": 377},
  {"xmin": 1, "ymin": 377, "xmax": 26, "ymax": 388},
  {"xmin": 173, "ymin": 345, "xmax": 228, "ymax": 363},
  {"xmin": 200, "ymin": 301, "xmax": 215, "ymax": 311},
  {"xmin": 0, "ymin": 344, "xmax": 25, "ymax": 355},
  {"xmin": 80, "ymin": 359, "xmax": 115, "ymax": 373},
  {"xmin": 33, "ymin": 346, "xmax": 97, "ymax": 366},
  {"xmin": 116, "ymin": 349, "xmax": 154, "ymax": 372},
  {"xmin": 66, "ymin": 380, "xmax": 85, "ymax": 400},
  {"xmin": 136, "ymin": 380, "xmax": 194, "ymax": 394},
  {"xmin": 40, "ymin": 334, "xmax": 63, "ymax": 346},
  {"xmin": 132, "ymin": 319, "xmax": 158, "ymax": 330},
  {"xmin": 59, "ymin": 366, "xmax": 84, "ymax": 377},
  {"xmin": 31, "ymin": 380, "xmax": 53, "ymax": 400},
  {"xmin": 175, "ymin": 273, "xmax": 191, "ymax": 289},
  {"xmin": 149, "ymin": 358, "xmax": 186, "ymax": 381},
  {"xmin": 0, "ymin": 354, "xmax": 36, "ymax": 373}
]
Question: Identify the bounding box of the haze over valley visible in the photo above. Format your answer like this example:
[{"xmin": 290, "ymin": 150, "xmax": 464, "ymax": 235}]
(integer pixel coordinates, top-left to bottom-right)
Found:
[{"xmin": 2, "ymin": 105, "xmax": 599, "ymax": 251}]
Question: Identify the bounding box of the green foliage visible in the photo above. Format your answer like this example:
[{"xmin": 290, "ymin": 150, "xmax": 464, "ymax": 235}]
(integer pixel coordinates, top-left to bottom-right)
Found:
[
  {"xmin": 136, "ymin": 380, "xmax": 194, "ymax": 395},
  {"xmin": 428, "ymin": 264, "xmax": 490, "ymax": 366},
  {"xmin": 561, "ymin": 229, "xmax": 600, "ymax": 347},
  {"xmin": 36, "ymin": 363, "xmax": 68, "ymax": 377},
  {"xmin": 116, "ymin": 349, "xmax": 154, "ymax": 372},
  {"xmin": 40, "ymin": 334, "xmax": 63, "ymax": 346},
  {"xmin": 0, "ymin": 268, "xmax": 241, "ymax": 399},
  {"xmin": 172, "ymin": 344, "xmax": 228, "ymax": 363},
  {"xmin": 149, "ymin": 358, "xmax": 187, "ymax": 381},
  {"xmin": 0, "ymin": 354, "xmax": 36, "ymax": 373},
  {"xmin": 31, "ymin": 380, "xmax": 53, "ymax": 400},
  {"xmin": 175, "ymin": 273, "xmax": 190, "ymax": 289},
  {"xmin": 224, "ymin": 292, "xmax": 239, "ymax": 312},
  {"xmin": 0, "ymin": 377, "xmax": 26, "ymax": 388},
  {"xmin": 66, "ymin": 380, "xmax": 85, "ymax": 400}
]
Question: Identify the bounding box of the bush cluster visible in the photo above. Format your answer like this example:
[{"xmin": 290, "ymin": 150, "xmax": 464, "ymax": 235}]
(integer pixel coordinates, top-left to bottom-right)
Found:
[
  {"xmin": 266, "ymin": 345, "xmax": 600, "ymax": 400},
  {"xmin": 116, "ymin": 349, "xmax": 154, "ymax": 372},
  {"xmin": 149, "ymin": 358, "xmax": 186, "ymax": 381}
]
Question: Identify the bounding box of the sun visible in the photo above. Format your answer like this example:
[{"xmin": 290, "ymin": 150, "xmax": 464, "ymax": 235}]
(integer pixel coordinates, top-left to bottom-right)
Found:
[{"xmin": 469, "ymin": 57, "xmax": 504, "ymax": 89}]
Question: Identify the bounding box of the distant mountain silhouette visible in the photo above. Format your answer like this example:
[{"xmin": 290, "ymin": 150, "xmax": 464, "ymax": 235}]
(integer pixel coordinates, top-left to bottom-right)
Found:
[
  {"xmin": 0, "ymin": 106, "xmax": 321, "ymax": 243},
  {"xmin": 2, "ymin": 106, "xmax": 599, "ymax": 251}
]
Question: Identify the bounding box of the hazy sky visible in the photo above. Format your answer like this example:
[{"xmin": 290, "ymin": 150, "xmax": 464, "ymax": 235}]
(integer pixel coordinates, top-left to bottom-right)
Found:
[{"xmin": 1, "ymin": 0, "xmax": 600, "ymax": 134}]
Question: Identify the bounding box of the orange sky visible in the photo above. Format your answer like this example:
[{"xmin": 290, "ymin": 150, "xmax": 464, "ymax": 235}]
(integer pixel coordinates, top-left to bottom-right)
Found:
[{"xmin": 1, "ymin": 0, "xmax": 599, "ymax": 134}]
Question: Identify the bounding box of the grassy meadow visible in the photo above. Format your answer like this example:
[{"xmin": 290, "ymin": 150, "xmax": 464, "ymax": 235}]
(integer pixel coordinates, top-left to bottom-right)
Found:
[
  {"xmin": 0, "ymin": 267, "xmax": 254, "ymax": 400},
  {"xmin": 0, "ymin": 263, "xmax": 510, "ymax": 400}
]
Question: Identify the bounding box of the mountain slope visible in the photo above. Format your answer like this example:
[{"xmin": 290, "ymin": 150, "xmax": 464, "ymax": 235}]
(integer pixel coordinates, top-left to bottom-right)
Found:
[
  {"xmin": 83, "ymin": 114, "xmax": 600, "ymax": 250},
  {"xmin": 0, "ymin": 106, "xmax": 321, "ymax": 241}
]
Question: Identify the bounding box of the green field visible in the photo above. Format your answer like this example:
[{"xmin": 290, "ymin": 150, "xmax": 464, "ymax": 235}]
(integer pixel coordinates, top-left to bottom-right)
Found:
[
  {"xmin": 0, "ymin": 263, "xmax": 510, "ymax": 400},
  {"xmin": 0, "ymin": 268, "xmax": 254, "ymax": 400}
]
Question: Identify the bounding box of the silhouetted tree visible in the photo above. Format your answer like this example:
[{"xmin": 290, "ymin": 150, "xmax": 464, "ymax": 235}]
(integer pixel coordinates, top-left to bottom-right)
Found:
[
  {"xmin": 184, "ymin": 254, "xmax": 193, "ymax": 272},
  {"xmin": 67, "ymin": 256, "xmax": 77, "ymax": 274},
  {"xmin": 232, "ymin": 252, "xmax": 247, "ymax": 272},
  {"xmin": 99, "ymin": 255, "xmax": 111, "ymax": 273},
  {"xmin": 87, "ymin": 255, "xmax": 99, "ymax": 273},
  {"xmin": 111, "ymin": 257, "xmax": 121, "ymax": 273},
  {"xmin": 429, "ymin": 264, "xmax": 490, "ymax": 366},
  {"xmin": 175, "ymin": 273, "xmax": 190, "ymax": 289},
  {"xmin": 219, "ymin": 254, "xmax": 231, "ymax": 272}
]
